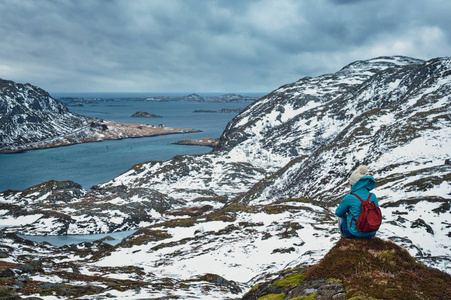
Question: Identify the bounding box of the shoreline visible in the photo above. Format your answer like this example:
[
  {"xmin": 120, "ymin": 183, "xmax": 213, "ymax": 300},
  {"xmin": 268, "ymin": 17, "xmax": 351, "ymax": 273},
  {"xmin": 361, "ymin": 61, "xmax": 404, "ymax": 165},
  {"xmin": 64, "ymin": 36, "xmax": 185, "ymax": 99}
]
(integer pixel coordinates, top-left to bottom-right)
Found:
[{"xmin": 0, "ymin": 120, "xmax": 201, "ymax": 154}]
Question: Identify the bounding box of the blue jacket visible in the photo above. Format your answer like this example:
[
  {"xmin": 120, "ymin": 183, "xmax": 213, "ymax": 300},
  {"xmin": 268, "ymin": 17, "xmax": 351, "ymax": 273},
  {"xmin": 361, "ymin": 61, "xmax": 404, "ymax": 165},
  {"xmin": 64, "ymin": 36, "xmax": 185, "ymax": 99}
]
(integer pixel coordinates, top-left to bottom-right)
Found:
[{"xmin": 335, "ymin": 175, "xmax": 379, "ymax": 237}]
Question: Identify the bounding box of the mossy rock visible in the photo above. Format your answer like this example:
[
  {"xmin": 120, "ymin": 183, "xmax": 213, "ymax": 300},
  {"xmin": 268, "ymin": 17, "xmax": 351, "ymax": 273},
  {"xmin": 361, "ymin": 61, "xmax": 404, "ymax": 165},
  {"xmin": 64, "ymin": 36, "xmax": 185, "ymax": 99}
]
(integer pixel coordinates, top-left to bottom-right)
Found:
[
  {"xmin": 205, "ymin": 202, "xmax": 257, "ymax": 222},
  {"xmin": 291, "ymin": 294, "xmax": 318, "ymax": 300},
  {"xmin": 305, "ymin": 238, "xmax": 451, "ymax": 299},
  {"xmin": 257, "ymin": 294, "xmax": 285, "ymax": 300},
  {"xmin": 243, "ymin": 270, "xmax": 308, "ymax": 299},
  {"xmin": 159, "ymin": 217, "xmax": 197, "ymax": 228},
  {"xmin": 272, "ymin": 273, "xmax": 305, "ymax": 287},
  {"xmin": 244, "ymin": 238, "xmax": 450, "ymax": 300}
]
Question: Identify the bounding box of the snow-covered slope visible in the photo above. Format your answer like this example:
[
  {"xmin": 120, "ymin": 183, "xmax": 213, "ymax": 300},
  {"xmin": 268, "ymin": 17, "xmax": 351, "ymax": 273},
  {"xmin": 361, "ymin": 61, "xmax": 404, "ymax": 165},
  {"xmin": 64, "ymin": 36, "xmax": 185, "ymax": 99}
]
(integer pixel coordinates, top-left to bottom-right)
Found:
[
  {"xmin": 236, "ymin": 56, "xmax": 450, "ymax": 204},
  {"xmin": 0, "ymin": 78, "xmax": 89, "ymax": 150},
  {"xmin": 0, "ymin": 56, "xmax": 450, "ymax": 298}
]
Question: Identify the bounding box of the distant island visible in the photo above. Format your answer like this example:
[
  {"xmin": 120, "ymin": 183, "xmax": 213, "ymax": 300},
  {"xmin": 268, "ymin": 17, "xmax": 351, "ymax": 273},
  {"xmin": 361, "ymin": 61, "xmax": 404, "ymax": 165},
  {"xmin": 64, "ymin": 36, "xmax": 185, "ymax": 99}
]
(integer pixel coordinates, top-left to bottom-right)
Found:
[
  {"xmin": 170, "ymin": 93, "xmax": 258, "ymax": 103},
  {"xmin": 173, "ymin": 137, "xmax": 218, "ymax": 147},
  {"xmin": 59, "ymin": 93, "xmax": 260, "ymax": 105},
  {"xmin": 193, "ymin": 108, "xmax": 243, "ymax": 113},
  {"xmin": 131, "ymin": 111, "xmax": 162, "ymax": 118}
]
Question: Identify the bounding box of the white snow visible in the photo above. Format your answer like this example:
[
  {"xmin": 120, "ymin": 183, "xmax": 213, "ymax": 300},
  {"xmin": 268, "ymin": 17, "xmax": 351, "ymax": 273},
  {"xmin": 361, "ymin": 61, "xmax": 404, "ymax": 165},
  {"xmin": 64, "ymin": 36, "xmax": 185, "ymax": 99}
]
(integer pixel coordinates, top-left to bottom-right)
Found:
[{"xmin": 0, "ymin": 214, "xmax": 43, "ymax": 226}]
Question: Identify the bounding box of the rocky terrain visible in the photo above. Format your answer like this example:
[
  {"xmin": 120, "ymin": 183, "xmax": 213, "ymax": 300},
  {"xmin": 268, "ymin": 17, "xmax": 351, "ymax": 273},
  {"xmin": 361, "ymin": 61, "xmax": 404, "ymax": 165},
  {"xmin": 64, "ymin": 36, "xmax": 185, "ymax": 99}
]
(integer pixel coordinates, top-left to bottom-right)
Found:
[{"xmin": 0, "ymin": 56, "xmax": 450, "ymax": 299}]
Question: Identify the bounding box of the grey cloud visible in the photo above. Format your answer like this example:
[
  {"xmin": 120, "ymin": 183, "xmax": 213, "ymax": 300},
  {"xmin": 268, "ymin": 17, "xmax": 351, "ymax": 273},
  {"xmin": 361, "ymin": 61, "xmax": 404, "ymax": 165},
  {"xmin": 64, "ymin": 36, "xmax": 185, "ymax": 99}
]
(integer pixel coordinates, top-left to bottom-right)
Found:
[{"xmin": 0, "ymin": 0, "xmax": 450, "ymax": 93}]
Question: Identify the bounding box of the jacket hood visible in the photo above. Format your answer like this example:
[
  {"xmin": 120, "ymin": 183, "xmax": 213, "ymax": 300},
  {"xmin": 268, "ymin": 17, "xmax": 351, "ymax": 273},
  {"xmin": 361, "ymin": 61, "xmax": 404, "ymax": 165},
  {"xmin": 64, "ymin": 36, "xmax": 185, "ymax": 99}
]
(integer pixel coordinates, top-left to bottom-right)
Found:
[{"xmin": 351, "ymin": 175, "xmax": 376, "ymax": 193}]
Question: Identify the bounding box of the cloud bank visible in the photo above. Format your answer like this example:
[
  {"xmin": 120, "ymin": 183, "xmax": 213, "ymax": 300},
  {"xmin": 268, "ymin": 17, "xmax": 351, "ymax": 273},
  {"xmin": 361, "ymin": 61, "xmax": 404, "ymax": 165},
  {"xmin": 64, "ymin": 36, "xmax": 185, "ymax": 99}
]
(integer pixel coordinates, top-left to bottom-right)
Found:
[{"xmin": 0, "ymin": 0, "xmax": 450, "ymax": 93}]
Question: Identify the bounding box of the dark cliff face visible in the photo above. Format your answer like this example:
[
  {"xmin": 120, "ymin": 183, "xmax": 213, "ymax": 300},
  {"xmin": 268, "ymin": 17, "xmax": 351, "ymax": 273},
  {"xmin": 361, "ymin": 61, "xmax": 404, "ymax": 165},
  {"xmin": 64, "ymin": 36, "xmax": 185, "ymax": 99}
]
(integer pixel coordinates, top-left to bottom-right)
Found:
[{"xmin": 0, "ymin": 78, "xmax": 88, "ymax": 149}]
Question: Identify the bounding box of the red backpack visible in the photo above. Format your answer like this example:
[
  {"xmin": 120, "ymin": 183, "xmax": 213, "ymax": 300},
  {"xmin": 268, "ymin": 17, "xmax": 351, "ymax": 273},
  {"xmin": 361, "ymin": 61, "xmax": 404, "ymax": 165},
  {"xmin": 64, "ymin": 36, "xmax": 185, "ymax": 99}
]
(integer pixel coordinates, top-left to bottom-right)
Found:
[{"xmin": 350, "ymin": 193, "xmax": 382, "ymax": 232}]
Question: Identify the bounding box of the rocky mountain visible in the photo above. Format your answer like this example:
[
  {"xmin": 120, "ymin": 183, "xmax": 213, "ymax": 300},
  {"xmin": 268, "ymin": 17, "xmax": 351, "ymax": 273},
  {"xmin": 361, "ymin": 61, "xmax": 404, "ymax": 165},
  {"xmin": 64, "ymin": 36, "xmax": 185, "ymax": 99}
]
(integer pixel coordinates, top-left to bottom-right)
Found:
[
  {"xmin": 229, "ymin": 56, "xmax": 450, "ymax": 205},
  {"xmin": 0, "ymin": 56, "xmax": 450, "ymax": 298},
  {"xmin": 0, "ymin": 79, "xmax": 89, "ymax": 151},
  {"xmin": 0, "ymin": 79, "xmax": 199, "ymax": 153}
]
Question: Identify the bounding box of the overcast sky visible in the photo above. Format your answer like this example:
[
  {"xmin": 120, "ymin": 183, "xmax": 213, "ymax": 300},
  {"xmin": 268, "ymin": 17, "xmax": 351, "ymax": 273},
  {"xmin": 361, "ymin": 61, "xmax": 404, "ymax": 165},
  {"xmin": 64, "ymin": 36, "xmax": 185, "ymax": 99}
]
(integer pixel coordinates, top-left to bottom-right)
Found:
[{"xmin": 0, "ymin": 0, "xmax": 450, "ymax": 94}]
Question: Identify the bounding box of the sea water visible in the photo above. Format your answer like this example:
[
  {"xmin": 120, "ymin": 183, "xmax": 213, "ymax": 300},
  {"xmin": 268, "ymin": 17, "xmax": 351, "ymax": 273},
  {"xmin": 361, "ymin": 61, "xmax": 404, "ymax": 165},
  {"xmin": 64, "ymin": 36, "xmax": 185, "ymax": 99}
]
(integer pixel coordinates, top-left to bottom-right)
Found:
[
  {"xmin": 0, "ymin": 94, "xmax": 262, "ymax": 246},
  {"xmin": 0, "ymin": 96, "xmax": 258, "ymax": 192},
  {"xmin": 17, "ymin": 230, "xmax": 137, "ymax": 247}
]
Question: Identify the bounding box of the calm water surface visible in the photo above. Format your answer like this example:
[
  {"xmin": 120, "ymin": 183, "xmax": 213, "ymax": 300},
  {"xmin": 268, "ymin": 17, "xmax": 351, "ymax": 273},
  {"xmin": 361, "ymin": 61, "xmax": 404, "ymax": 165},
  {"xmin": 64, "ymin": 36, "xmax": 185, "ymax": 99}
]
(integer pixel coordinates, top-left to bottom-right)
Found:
[
  {"xmin": 0, "ymin": 99, "xmax": 253, "ymax": 192},
  {"xmin": 17, "ymin": 230, "xmax": 137, "ymax": 247}
]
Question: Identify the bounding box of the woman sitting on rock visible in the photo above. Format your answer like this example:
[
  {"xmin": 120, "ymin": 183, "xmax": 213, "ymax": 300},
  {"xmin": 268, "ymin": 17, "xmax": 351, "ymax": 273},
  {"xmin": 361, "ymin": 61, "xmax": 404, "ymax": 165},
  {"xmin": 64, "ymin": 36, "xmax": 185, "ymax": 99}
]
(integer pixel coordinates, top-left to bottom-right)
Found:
[{"xmin": 335, "ymin": 165, "xmax": 381, "ymax": 239}]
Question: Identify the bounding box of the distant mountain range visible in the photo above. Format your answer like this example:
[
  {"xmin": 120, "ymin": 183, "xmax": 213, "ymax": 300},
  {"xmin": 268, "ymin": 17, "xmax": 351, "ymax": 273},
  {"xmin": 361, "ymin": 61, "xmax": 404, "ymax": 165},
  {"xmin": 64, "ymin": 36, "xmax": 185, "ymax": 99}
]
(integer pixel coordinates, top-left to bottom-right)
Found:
[
  {"xmin": 59, "ymin": 93, "xmax": 260, "ymax": 106},
  {"xmin": 0, "ymin": 56, "xmax": 449, "ymax": 298}
]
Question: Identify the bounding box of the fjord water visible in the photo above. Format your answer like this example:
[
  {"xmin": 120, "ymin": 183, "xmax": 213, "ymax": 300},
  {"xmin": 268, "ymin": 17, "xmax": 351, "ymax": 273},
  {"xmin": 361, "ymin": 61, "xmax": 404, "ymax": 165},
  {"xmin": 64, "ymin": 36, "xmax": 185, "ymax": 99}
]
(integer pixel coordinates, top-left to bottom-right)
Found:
[
  {"xmin": 0, "ymin": 97, "xmax": 254, "ymax": 192},
  {"xmin": 17, "ymin": 230, "xmax": 137, "ymax": 247}
]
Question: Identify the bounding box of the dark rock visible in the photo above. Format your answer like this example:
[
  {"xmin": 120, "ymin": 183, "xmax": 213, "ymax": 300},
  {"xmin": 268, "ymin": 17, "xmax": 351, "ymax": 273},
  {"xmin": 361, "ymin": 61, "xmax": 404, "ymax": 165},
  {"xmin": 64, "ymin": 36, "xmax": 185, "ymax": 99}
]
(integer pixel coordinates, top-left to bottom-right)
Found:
[
  {"xmin": 131, "ymin": 111, "xmax": 161, "ymax": 118},
  {"xmin": 198, "ymin": 273, "xmax": 242, "ymax": 294},
  {"xmin": 287, "ymin": 278, "xmax": 345, "ymax": 300},
  {"xmin": 38, "ymin": 282, "xmax": 65, "ymax": 290},
  {"xmin": 0, "ymin": 268, "xmax": 15, "ymax": 277},
  {"xmin": 99, "ymin": 235, "xmax": 115, "ymax": 242},
  {"xmin": 15, "ymin": 259, "xmax": 43, "ymax": 273},
  {"xmin": 166, "ymin": 205, "xmax": 213, "ymax": 216},
  {"xmin": 411, "ymin": 218, "xmax": 434, "ymax": 234},
  {"xmin": 22, "ymin": 180, "xmax": 82, "ymax": 198},
  {"xmin": 271, "ymin": 247, "xmax": 296, "ymax": 254},
  {"xmin": 0, "ymin": 289, "xmax": 22, "ymax": 299}
]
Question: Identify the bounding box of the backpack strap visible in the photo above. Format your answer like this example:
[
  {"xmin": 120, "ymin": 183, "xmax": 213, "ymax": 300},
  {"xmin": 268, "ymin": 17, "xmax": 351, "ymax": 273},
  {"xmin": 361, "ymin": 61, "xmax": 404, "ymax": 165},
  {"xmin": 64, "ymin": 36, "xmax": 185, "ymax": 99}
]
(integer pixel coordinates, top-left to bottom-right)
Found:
[
  {"xmin": 351, "ymin": 193, "xmax": 372, "ymax": 202},
  {"xmin": 349, "ymin": 193, "xmax": 373, "ymax": 227}
]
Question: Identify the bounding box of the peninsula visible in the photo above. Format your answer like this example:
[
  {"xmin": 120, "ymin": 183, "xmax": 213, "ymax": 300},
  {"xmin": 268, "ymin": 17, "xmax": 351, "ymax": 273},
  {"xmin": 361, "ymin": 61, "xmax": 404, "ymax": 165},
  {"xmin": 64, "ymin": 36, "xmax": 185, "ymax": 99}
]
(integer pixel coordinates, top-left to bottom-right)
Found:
[
  {"xmin": 0, "ymin": 79, "xmax": 200, "ymax": 153},
  {"xmin": 1, "ymin": 119, "xmax": 200, "ymax": 153}
]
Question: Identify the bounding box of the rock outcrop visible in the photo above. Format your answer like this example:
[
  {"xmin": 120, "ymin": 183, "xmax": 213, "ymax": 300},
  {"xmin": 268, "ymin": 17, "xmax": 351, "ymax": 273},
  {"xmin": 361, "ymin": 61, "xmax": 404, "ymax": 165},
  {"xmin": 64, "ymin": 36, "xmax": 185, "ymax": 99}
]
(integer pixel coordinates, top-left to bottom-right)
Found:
[{"xmin": 243, "ymin": 238, "xmax": 451, "ymax": 300}]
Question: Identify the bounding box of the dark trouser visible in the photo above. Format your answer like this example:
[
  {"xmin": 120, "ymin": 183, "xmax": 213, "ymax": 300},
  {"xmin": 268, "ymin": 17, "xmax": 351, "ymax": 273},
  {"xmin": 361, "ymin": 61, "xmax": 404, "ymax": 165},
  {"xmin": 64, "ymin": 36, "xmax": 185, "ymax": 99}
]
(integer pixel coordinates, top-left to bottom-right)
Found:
[
  {"xmin": 339, "ymin": 217, "xmax": 376, "ymax": 239},
  {"xmin": 339, "ymin": 217, "xmax": 358, "ymax": 238}
]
